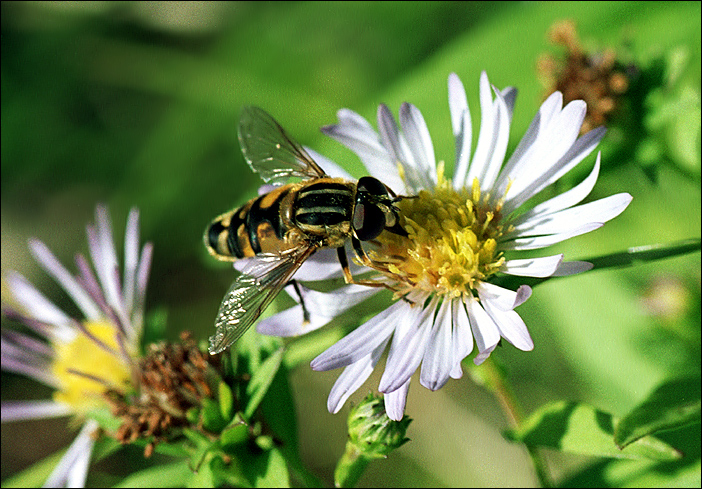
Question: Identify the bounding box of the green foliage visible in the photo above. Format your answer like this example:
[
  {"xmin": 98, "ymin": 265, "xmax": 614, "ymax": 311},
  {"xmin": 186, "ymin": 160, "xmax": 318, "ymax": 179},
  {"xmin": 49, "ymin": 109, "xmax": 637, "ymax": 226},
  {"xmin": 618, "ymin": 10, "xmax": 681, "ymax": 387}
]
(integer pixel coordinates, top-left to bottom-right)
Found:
[{"xmin": 2, "ymin": 1, "xmax": 700, "ymax": 487}]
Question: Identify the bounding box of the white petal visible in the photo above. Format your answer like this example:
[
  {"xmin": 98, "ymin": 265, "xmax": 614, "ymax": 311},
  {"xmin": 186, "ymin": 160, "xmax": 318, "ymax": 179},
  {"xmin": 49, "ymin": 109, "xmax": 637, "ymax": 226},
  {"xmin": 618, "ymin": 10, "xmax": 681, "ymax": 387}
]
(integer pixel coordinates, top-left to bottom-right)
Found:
[
  {"xmin": 501, "ymin": 254, "xmax": 564, "ymax": 278},
  {"xmin": 448, "ymin": 74, "xmax": 473, "ymax": 190},
  {"xmin": 465, "ymin": 296, "xmax": 500, "ymax": 365},
  {"xmin": 384, "ymin": 378, "xmax": 411, "ymax": 421},
  {"xmin": 514, "ymin": 153, "xmax": 601, "ymax": 224},
  {"xmin": 321, "ymin": 110, "xmax": 405, "ymax": 194},
  {"xmin": 501, "ymin": 86, "xmax": 517, "ymax": 120},
  {"xmin": 481, "ymin": 85, "xmax": 512, "ymax": 191},
  {"xmin": 480, "ymin": 298, "xmax": 534, "ymax": 352},
  {"xmin": 29, "ymin": 240, "xmax": 101, "ymax": 321},
  {"xmin": 420, "ymin": 298, "xmax": 454, "ymax": 391},
  {"xmin": 466, "ymin": 71, "xmax": 495, "ymax": 185},
  {"xmin": 327, "ymin": 338, "xmax": 389, "ymax": 414},
  {"xmin": 400, "ymin": 102, "xmax": 437, "ymax": 187},
  {"xmin": 501, "ymin": 222, "xmax": 603, "ymax": 250},
  {"xmin": 379, "ymin": 297, "xmax": 437, "ymax": 393},
  {"xmin": 256, "ymin": 304, "xmax": 328, "ymax": 337},
  {"xmin": 304, "ymin": 147, "xmax": 355, "ymax": 180},
  {"xmin": 497, "ymin": 91, "xmax": 564, "ymax": 192},
  {"xmin": 450, "ymin": 298, "xmax": 473, "ymax": 378},
  {"xmin": 311, "ymin": 299, "xmax": 407, "ymax": 371},
  {"xmin": 258, "ymin": 282, "xmax": 381, "ymax": 336},
  {"xmin": 475, "ymin": 281, "xmax": 527, "ymax": 310},
  {"xmin": 505, "ymin": 193, "xmax": 633, "ymax": 239},
  {"xmin": 502, "ymin": 126, "xmax": 605, "ymax": 215}
]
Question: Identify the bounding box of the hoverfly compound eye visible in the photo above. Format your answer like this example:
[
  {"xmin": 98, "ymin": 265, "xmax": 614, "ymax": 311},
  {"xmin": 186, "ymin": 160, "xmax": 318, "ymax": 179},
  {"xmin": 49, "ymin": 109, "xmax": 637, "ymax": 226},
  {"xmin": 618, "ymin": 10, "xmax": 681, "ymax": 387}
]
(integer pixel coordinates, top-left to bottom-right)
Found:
[
  {"xmin": 354, "ymin": 176, "xmax": 390, "ymax": 241},
  {"xmin": 357, "ymin": 176, "xmax": 389, "ymax": 197}
]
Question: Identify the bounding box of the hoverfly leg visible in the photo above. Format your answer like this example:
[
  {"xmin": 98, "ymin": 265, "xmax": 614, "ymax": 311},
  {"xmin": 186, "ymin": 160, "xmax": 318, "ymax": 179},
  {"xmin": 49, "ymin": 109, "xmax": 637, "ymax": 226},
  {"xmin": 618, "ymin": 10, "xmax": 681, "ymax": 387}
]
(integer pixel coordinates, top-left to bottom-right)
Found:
[
  {"xmin": 337, "ymin": 242, "xmax": 387, "ymax": 289},
  {"xmin": 289, "ymin": 279, "xmax": 310, "ymax": 325}
]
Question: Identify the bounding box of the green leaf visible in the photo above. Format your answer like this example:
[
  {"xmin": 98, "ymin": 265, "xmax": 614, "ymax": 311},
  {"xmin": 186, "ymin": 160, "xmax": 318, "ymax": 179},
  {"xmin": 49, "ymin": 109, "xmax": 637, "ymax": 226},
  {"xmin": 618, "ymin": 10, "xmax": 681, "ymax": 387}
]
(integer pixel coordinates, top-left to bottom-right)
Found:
[
  {"xmin": 505, "ymin": 401, "xmax": 682, "ymax": 461},
  {"xmin": 200, "ymin": 397, "xmax": 228, "ymax": 433},
  {"xmin": 244, "ymin": 347, "xmax": 284, "ymax": 419},
  {"xmin": 219, "ymin": 379, "xmax": 235, "ymax": 422},
  {"xmin": 615, "ymin": 375, "xmax": 702, "ymax": 448},
  {"xmin": 114, "ymin": 459, "xmax": 194, "ymax": 488},
  {"xmin": 0, "ymin": 450, "xmax": 64, "ymax": 488},
  {"xmin": 220, "ymin": 413, "xmax": 250, "ymax": 448},
  {"xmin": 252, "ymin": 447, "xmax": 291, "ymax": 488},
  {"xmin": 182, "ymin": 428, "xmax": 219, "ymax": 473}
]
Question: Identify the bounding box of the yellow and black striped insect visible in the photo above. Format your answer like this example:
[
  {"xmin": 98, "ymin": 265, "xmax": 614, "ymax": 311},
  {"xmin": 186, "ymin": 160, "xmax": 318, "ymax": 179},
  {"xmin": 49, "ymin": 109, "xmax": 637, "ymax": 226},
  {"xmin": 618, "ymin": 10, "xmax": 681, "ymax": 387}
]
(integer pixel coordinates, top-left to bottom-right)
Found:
[{"xmin": 205, "ymin": 106, "xmax": 410, "ymax": 354}]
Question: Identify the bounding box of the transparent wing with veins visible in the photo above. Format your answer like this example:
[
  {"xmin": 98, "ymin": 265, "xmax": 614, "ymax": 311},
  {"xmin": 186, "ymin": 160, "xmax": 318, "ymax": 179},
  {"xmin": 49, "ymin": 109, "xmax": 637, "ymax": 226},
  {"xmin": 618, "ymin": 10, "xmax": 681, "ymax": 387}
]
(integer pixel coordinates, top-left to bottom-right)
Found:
[
  {"xmin": 238, "ymin": 106, "xmax": 327, "ymax": 183},
  {"xmin": 208, "ymin": 245, "xmax": 317, "ymax": 354}
]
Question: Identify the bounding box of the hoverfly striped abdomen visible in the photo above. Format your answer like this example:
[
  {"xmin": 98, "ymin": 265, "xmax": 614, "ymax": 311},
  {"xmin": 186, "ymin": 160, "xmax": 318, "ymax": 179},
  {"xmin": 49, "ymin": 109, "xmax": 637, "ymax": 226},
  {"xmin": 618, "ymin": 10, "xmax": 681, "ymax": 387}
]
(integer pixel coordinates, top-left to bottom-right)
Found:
[{"xmin": 206, "ymin": 184, "xmax": 295, "ymax": 261}]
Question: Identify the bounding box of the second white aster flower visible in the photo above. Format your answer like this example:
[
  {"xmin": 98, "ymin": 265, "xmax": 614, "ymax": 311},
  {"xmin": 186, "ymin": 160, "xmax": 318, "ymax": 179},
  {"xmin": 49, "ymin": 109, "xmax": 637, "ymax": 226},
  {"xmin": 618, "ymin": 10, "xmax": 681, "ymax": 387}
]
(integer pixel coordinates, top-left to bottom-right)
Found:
[{"xmin": 258, "ymin": 71, "xmax": 632, "ymax": 421}]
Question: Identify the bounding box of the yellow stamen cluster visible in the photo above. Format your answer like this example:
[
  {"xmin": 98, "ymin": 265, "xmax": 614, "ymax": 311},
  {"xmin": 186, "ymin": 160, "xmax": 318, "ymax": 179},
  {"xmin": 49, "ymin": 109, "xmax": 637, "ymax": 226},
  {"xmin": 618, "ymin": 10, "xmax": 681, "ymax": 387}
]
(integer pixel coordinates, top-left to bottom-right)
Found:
[
  {"xmin": 373, "ymin": 163, "xmax": 506, "ymax": 298},
  {"xmin": 52, "ymin": 320, "xmax": 132, "ymax": 415}
]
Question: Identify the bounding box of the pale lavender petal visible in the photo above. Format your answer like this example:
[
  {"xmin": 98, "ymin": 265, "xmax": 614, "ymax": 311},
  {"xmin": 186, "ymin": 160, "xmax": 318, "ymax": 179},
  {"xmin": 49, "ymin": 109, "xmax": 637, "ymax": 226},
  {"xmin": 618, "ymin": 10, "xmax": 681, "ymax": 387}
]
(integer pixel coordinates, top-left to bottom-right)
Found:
[
  {"xmin": 92, "ymin": 206, "xmax": 122, "ymax": 312},
  {"xmin": 501, "ymin": 254, "xmax": 564, "ymax": 278},
  {"xmin": 132, "ymin": 242, "xmax": 153, "ymax": 335},
  {"xmin": 311, "ymin": 299, "xmax": 407, "ymax": 371},
  {"xmin": 122, "ymin": 207, "xmax": 140, "ymax": 315},
  {"xmin": 1, "ymin": 400, "xmax": 72, "ymax": 422},
  {"xmin": 465, "ymin": 296, "xmax": 500, "ymax": 365},
  {"xmin": 400, "ymin": 102, "xmax": 437, "ymax": 188},
  {"xmin": 43, "ymin": 419, "xmax": 97, "ymax": 488},
  {"xmin": 5, "ymin": 272, "xmax": 72, "ymax": 331},
  {"xmin": 304, "ymin": 147, "xmax": 355, "ymax": 180},
  {"xmin": 379, "ymin": 297, "xmax": 437, "ymax": 393},
  {"xmin": 327, "ymin": 337, "xmax": 389, "ymax": 414},
  {"xmin": 384, "ymin": 378, "xmax": 411, "ymax": 421},
  {"xmin": 28, "ymin": 240, "xmax": 101, "ymax": 321},
  {"xmin": 552, "ymin": 261, "xmax": 594, "ymax": 277},
  {"xmin": 420, "ymin": 298, "xmax": 454, "ymax": 391}
]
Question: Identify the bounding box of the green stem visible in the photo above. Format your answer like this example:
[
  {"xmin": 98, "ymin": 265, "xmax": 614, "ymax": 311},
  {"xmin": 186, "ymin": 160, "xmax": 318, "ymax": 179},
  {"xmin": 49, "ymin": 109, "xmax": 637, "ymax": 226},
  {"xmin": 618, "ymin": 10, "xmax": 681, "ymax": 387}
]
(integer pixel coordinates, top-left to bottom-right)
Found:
[
  {"xmin": 334, "ymin": 442, "xmax": 371, "ymax": 488},
  {"xmin": 481, "ymin": 358, "xmax": 553, "ymax": 488}
]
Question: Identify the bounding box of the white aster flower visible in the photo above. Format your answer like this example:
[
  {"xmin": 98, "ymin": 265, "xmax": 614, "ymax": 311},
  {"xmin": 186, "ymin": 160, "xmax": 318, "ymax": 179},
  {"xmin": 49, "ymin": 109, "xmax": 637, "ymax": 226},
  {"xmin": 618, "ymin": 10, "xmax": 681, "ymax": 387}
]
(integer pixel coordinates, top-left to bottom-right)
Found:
[
  {"xmin": 1, "ymin": 204, "xmax": 152, "ymax": 487},
  {"xmin": 257, "ymin": 71, "xmax": 632, "ymax": 421}
]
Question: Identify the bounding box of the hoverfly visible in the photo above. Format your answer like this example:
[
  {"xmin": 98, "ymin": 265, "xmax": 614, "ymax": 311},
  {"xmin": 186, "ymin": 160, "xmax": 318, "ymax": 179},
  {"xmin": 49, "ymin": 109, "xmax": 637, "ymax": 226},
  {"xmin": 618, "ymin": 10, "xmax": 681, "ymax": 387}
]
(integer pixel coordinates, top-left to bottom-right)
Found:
[{"xmin": 205, "ymin": 106, "xmax": 410, "ymax": 354}]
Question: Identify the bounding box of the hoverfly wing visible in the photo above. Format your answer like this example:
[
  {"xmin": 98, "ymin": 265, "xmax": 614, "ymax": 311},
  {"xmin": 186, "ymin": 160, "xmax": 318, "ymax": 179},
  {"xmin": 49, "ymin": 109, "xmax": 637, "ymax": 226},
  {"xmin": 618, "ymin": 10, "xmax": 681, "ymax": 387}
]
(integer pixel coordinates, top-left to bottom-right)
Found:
[
  {"xmin": 238, "ymin": 106, "xmax": 327, "ymax": 184},
  {"xmin": 208, "ymin": 245, "xmax": 317, "ymax": 354}
]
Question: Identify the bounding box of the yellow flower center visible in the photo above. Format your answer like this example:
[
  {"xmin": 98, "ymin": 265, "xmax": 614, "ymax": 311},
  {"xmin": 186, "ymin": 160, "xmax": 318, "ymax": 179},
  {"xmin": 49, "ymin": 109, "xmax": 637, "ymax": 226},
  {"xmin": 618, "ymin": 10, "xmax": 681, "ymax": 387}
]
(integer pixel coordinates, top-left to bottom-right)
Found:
[
  {"xmin": 372, "ymin": 162, "xmax": 508, "ymax": 298},
  {"xmin": 52, "ymin": 320, "xmax": 132, "ymax": 415}
]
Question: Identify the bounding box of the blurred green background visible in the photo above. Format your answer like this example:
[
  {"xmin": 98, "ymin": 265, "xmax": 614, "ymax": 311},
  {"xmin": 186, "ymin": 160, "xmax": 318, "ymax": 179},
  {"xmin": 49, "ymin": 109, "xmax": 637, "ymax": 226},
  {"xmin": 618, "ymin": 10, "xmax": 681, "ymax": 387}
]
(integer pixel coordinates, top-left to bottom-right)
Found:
[{"xmin": 2, "ymin": 1, "xmax": 700, "ymax": 487}]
